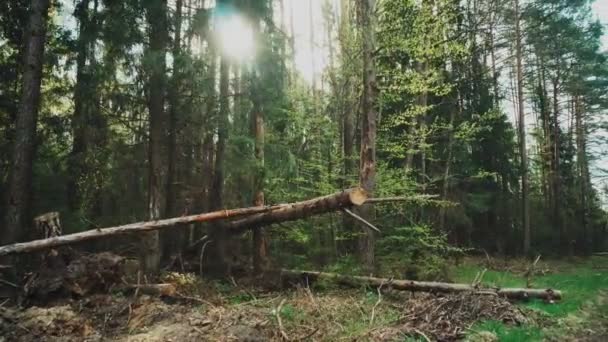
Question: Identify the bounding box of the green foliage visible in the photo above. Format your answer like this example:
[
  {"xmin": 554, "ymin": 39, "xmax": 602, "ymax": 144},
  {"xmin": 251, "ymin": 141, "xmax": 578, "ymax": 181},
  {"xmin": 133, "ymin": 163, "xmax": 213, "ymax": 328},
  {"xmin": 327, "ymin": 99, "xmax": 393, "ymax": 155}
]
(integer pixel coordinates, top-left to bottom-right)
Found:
[{"xmin": 378, "ymin": 224, "xmax": 454, "ymax": 281}]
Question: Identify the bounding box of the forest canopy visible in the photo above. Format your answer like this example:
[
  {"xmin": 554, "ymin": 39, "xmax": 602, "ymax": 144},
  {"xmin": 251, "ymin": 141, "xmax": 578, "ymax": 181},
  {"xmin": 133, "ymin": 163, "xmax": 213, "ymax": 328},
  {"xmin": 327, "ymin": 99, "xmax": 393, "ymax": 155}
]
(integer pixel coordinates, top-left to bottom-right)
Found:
[{"xmin": 1, "ymin": 0, "xmax": 608, "ymax": 277}]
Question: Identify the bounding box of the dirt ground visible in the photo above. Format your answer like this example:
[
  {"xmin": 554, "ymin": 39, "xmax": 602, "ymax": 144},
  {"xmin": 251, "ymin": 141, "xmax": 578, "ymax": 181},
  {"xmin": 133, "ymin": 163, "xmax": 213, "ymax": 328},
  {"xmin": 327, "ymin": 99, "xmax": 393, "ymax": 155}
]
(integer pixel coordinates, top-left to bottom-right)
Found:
[
  {"xmin": 0, "ymin": 253, "xmax": 555, "ymax": 341},
  {"xmin": 0, "ymin": 284, "xmax": 528, "ymax": 341}
]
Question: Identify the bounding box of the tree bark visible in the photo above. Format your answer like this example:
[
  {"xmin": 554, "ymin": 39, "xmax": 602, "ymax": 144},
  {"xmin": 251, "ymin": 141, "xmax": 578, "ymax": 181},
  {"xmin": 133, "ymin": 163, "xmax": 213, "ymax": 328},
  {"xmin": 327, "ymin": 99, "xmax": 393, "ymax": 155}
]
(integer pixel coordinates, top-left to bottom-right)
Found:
[
  {"xmin": 439, "ymin": 93, "xmax": 459, "ymax": 231},
  {"xmin": 514, "ymin": 0, "xmax": 531, "ymax": 255},
  {"xmin": 552, "ymin": 74, "xmax": 565, "ymax": 252},
  {"xmin": 226, "ymin": 188, "xmax": 368, "ymax": 233},
  {"xmin": 575, "ymin": 95, "xmax": 590, "ymax": 254},
  {"xmin": 280, "ymin": 269, "xmax": 562, "ymax": 301},
  {"xmin": 250, "ymin": 12, "xmax": 268, "ymax": 273},
  {"xmin": 166, "ymin": 0, "xmax": 183, "ymax": 219},
  {"xmin": 358, "ymin": 0, "xmax": 378, "ymax": 273},
  {"xmin": 142, "ymin": 0, "xmax": 169, "ymax": 274},
  {"xmin": 164, "ymin": 0, "xmax": 183, "ymax": 256},
  {"xmin": 3, "ymin": 0, "xmax": 50, "ymax": 245},
  {"xmin": 209, "ymin": 52, "xmax": 230, "ymax": 273}
]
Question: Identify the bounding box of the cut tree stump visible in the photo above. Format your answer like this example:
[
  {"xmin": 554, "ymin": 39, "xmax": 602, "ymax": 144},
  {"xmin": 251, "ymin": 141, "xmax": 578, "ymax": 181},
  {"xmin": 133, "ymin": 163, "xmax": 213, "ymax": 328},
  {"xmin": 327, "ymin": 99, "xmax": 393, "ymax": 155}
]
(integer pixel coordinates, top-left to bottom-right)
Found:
[
  {"xmin": 280, "ymin": 269, "xmax": 562, "ymax": 301},
  {"xmin": 34, "ymin": 212, "xmax": 62, "ymax": 238}
]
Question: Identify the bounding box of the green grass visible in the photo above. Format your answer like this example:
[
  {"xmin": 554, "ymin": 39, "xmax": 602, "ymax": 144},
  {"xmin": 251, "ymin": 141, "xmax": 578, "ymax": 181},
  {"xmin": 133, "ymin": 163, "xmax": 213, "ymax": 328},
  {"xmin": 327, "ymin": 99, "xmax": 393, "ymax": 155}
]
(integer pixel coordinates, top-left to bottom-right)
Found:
[
  {"xmin": 469, "ymin": 320, "xmax": 544, "ymax": 342},
  {"xmin": 453, "ymin": 256, "xmax": 608, "ymax": 340}
]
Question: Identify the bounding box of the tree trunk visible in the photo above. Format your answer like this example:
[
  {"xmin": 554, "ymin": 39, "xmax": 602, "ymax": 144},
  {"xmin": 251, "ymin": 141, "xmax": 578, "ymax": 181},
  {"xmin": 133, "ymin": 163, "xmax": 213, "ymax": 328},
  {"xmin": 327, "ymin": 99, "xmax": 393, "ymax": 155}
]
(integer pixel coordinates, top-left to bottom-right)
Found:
[
  {"xmin": 199, "ymin": 7, "xmax": 218, "ymax": 215},
  {"xmin": 226, "ymin": 188, "xmax": 367, "ymax": 233},
  {"xmin": 250, "ymin": 16, "xmax": 268, "ymax": 273},
  {"xmin": 209, "ymin": 53, "xmax": 230, "ymax": 273},
  {"xmin": 575, "ymin": 95, "xmax": 590, "ymax": 254},
  {"xmin": 142, "ymin": 0, "xmax": 169, "ymax": 274},
  {"xmin": 552, "ymin": 75, "xmax": 565, "ymax": 253},
  {"xmin": 3, "ymin": 0, "xmax": 50, "ymax": 246},
  {"xmin": 489, "ymin": 0, "xmax": 499, "ymax": 106},
  {"xmin": 166, "ymin": 0, "xmax": 183, "ymax": 218},
  {"xmin": 309, "ymin": 0, "xmax": 317, "ymax": 96},
  {"xmin": 68, "ymin": 0, "xmax": 102, "ymax": 215},
  {"xmin": 514, "ymin": 0, "xmax": 530, "ymax": 255},
  {"xmin": 358, "ymin": 0, "xmax": 378, "ymax": 274},
  {"xmin": 0, "ymin": 204, "xmax": 291, "ymax": 256},
  {"xmin": 164, "ymin": 0, "xmax": 183, "ymax": 255},
  {"xmin": 289, "ymin": 0, "xmax": 296, "ymax": 75},
  {"xmin": 439, "ymin": 93, "xmax": 459, "ymax": 231},
  {"xmin": 280, "ymin": 269, "xmax": 562, "ymax": 301}
]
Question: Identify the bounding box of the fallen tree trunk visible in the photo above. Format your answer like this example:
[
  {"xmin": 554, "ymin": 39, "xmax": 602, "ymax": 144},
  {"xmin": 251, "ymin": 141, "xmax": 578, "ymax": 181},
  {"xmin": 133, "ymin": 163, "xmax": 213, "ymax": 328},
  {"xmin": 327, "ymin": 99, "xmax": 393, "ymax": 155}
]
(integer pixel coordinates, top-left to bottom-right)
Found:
[
  {"xmin": 280, "ymin": 269, "xmax": 562, "ymax": 301},
  {"xmin": 226, "ymin": 188, "xmax": 368, "ymax": 233},
  {"xmin": 0, "ymin": 205, "xmax": 287, "ymax": 256},
  {"xmin": 0, "ymin": 188, "xmax": 368, "ymax": 256}
]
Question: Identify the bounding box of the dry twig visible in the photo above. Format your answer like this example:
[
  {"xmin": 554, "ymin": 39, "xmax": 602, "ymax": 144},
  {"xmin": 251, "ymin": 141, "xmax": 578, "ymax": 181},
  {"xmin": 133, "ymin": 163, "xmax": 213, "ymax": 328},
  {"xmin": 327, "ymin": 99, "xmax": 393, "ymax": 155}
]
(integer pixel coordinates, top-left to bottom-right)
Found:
[
  {"xmin": 199, "ymin": 240, "xmax": 212, "ymax": 278},
  {"xmin": 370, "ymin": 280, "xmax": 385, "ymax": 326},
  {"xmin": 413, "ymin": 328, "xmax": 432, "ymax": 342},
  {"xmin": 275, "ymin": 298, "xmax": 290, "ymax": 341},
  {"xmin": 526, "ymin": 255, "xmax": 541, "ymax": 287}
]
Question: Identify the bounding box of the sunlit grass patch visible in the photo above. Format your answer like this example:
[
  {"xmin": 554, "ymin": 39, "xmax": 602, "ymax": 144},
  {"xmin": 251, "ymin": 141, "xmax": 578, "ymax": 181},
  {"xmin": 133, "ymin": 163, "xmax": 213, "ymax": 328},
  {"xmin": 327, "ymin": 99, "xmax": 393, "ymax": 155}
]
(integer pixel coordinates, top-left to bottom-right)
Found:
[
  {"xmin": 468, "ymin": 320, "xmax": 543, "ymax": 342},
  {"xmin": 455, "ymin": 256, "xmax": 608, "ymax": 340}
]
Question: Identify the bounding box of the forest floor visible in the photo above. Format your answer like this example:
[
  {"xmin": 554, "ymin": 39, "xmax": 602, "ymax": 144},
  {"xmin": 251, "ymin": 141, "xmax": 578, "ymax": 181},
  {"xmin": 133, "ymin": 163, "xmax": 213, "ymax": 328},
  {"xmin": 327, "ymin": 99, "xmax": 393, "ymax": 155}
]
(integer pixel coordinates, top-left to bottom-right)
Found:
[
  {"xmin": 0, "ymin": 254, "xmax": 606, "ymax": 341},
  {"xmin": 456, "ymin": 255, "xmax": 608, "ymax": 341}
]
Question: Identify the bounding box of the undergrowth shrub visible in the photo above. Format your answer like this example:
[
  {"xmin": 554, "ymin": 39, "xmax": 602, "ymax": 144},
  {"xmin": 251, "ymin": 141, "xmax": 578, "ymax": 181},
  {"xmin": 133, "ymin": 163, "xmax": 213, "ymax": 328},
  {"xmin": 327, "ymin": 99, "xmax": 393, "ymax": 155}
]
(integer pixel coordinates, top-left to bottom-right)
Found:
[{"xmin": 378, "ymin": 224, "xmax": 460, "ymax": 281}]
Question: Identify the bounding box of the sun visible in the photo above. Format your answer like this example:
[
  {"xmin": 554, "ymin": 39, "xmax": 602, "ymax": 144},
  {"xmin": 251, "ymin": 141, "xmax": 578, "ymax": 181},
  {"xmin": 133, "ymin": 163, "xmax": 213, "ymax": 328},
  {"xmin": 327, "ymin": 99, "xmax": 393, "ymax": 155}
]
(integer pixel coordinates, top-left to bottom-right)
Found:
[{"xmin": 216, "ymin": 15, "xmax": 254, "ymax": 62}]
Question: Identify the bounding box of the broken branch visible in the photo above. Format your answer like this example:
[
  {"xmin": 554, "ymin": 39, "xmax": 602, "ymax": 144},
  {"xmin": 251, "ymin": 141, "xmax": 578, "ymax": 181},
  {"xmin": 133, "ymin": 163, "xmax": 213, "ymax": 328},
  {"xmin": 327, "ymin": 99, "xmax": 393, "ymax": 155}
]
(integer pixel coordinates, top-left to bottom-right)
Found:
[{"xmin": 342, "ymin": 208, "xmax": 381, "ymax": 233}]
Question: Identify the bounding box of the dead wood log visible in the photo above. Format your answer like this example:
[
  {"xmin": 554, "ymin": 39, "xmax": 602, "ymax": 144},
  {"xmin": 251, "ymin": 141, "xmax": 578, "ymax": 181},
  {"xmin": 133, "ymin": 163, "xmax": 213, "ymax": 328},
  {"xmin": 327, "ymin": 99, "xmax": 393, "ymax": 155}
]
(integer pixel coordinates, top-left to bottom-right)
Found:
[
  {"xmin": 226, "ymin": 188, "xmax": 368, "ymax": 233},
  {"xmin": 0, "ymin": 205, "xmax": 286, "ymax": 256},
  {"xmin": 280, "ymin": 269, "xmax": 562, "ymax": 301},
  {"xmin": 0, "ymin": 188, "xmax": 368, "ymax": 256}
]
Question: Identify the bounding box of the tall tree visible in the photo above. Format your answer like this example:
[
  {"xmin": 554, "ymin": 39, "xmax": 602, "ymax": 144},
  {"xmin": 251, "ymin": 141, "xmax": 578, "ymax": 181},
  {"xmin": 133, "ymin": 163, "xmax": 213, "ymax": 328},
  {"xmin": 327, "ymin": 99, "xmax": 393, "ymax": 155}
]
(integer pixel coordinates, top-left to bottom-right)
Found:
[
  {"xmin": 358, "ymin": 0, "xmax": 378, "ymax": 273},
  {"xmin": 2, "ymin": 0, "xmax": 50, "ymax": 244},
  {"xmin": 142, "ymin": 0, "xmax": 169, "ymax": 273},
  {"xmin": 209, "ymin": 2, "xmax": 231, "ymax": 272},
  {"xmin": 514, "ymin": 0, "xmax": 530, "ymax": 255},
  {"xmin": 250, "ymin": 1, "xmax": 268, "ymax": 272},
  {"xmin": 68, "ymin": 0, "xmax": 105, "ymax": 218}
]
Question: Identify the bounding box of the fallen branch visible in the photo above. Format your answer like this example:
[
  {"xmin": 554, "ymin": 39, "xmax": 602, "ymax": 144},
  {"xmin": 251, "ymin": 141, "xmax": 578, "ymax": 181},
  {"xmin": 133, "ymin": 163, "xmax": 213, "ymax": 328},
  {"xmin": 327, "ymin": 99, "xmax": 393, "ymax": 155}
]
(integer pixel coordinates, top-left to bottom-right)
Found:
[
  {"xmin": 280, "ymin": 269, "xmax": 562, "ymax": 301},
  {"xmin": 369, "ymin": 280, "xmax": 385, "ymax": 326},
  {"xmin": 275, "ymin": 298, "xmax": 289, "ymax": 341},
  {"xmin": 526, "ymin": 255, "xmax": 541, "ymax": 288},
  {"xmin": 342, "ymin": 208, "xmax": 381, "ymax": 233},
  {"xmin": 363, "ymin": 194, "xmax": 439, "ymax": 204}
]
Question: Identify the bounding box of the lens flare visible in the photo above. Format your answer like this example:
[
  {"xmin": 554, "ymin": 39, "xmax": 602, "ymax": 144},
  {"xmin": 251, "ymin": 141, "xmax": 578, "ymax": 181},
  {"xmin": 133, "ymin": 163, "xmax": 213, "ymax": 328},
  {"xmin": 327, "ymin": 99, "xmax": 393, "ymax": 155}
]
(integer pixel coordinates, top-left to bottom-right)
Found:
[{"xmin": 216, "ymin": 15, "xmax": 254, "ymax": 62}]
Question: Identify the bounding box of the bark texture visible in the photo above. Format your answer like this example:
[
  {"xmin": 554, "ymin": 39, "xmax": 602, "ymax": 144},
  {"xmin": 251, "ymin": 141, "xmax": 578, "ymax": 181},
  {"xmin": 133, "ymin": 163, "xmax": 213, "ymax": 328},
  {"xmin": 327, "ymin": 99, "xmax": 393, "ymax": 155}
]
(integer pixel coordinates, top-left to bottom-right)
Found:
[{"xmin": 226, "ymin": 188, "xmax": 368, "ymax": 233}]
